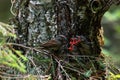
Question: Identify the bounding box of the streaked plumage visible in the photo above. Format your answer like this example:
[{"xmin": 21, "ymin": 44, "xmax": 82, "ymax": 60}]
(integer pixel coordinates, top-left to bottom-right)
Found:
[{"xmin": 41, "ymin": 35, "xmax": 67, "ymax": 51}]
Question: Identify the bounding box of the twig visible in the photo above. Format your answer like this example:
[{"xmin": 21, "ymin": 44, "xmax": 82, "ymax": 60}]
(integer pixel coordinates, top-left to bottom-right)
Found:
[
  {"xmin": 7, "ymin": 43, "xmax": 49, "ymax": 55},
  {"xmin": 55, "ymin": 59, "xmax": 71, "ymax": 80},
  {"xmin": 28, "ymin": 57, "xmax": 42, "ymax": 80},
  {"xmin": 10, "ymin": 0, "xmax": 16, "ymax": 16}
]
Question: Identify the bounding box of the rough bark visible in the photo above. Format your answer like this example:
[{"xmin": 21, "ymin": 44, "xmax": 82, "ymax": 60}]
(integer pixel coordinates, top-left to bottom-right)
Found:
[{"xmin": 10, "ymin": 0, "xmax": 120, "ymax": 79}]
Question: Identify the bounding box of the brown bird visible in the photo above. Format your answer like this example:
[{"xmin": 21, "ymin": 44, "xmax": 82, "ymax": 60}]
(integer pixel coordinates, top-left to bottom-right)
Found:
[
  {"xmin": 40, "ymin": 35, "xmax": 67, "ymax": 51},
  {"xmin": 75, "ymin": 35, "xmax": 92, "ymax": 55}
]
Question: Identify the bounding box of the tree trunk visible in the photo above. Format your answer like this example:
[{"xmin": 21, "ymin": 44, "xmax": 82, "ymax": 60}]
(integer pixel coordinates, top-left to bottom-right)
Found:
[{"xmin": 10, "ymin": 0, "xmax": 120, "ymax": 79}]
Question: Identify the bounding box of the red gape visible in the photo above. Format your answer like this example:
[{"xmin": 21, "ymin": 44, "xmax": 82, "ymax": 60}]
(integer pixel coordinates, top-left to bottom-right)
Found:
[{"xmin": 68, "ymin": 37, "xmax": 81, "ymax": 51}]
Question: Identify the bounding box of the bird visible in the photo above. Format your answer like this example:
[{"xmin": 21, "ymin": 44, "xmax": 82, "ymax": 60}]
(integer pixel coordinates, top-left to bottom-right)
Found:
[
  {"xmin": 40, "ymin": 35, "xmax": 67, "ymax": 51},
  {"xmin": 75, "ymin": 35, "xmax": 92, "ymax": 55}
]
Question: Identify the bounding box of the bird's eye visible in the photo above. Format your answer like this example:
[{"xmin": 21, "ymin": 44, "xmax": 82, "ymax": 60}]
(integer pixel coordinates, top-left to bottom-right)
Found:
[{"xmin": 90, "ymin": 0, "xmax": 102, "ymax": 13}]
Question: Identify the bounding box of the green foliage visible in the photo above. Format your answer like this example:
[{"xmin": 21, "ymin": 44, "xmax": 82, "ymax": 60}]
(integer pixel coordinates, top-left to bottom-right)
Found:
[
  {"xmin": 104, "ymin": 6, "xmax": 120, "ymax": 21},
  {"xmin": 103, "ymin": 6, "xmax": 120, "ymax": 70},
  {"xmin": 83, "ymin": 69, "xmax": 92, "ymax": 77},
  {"xmin": 102, "ymin": 7, "xmax": 120, "ymax": 78},
  {"xmin": 102, "ymin": 49, "xmax": 120, "ymax": 80},
  {"xmin": 107, "ymin": 72, "xmax": 120, "ymax": 80},
  {"xmin": 0, "ymin": 22, "xmax": 27, "ymax": 73}
]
